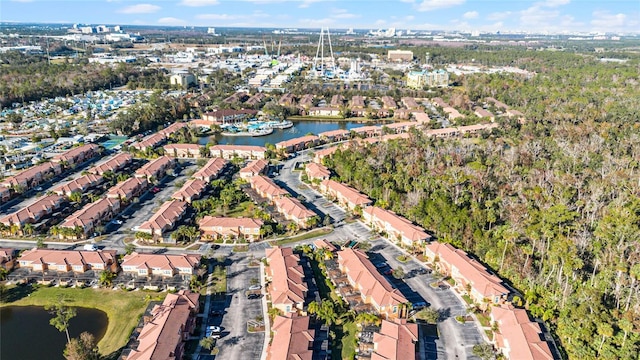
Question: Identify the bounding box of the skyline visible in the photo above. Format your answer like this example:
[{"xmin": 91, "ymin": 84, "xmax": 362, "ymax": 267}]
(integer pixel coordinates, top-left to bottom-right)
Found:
[{"xmin": 2, "ymin": 0, "xmax": 639, "ymax": 34}]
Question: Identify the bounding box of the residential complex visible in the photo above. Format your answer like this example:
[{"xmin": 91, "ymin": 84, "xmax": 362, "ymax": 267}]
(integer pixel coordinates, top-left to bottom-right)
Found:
[
  {"xmin": 267, "ymin": 315, "xmax": 315, "ymax": 360},
  {"xmin": 121, "ymin": 252, "xmax": 201, "ymax": 277},
  {"xmin": 265, "ymin": 247, "xmax": 308, "ymax": 314},
  {"xmin": 17, "ymin": 248, "xmax": 118, "ymax": 273},
  {"xmin": 198, "ymin": 216, "xmax": 263, "ymax": 241}
]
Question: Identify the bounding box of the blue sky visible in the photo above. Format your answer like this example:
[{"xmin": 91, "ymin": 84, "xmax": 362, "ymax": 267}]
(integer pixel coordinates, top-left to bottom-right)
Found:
[{"xmin": 3, "ymin": 0, "xmax": 639, "ymax": 33}]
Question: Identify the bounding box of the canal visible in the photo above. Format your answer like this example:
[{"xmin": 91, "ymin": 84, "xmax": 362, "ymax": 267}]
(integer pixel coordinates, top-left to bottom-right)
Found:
[
  {"xmin": 0, "ymin": 306, "xmax": 108, "ymax": 360},
  {"xmin": 199, "ymin": 120, "xmax": 386, "ymax": 146}
]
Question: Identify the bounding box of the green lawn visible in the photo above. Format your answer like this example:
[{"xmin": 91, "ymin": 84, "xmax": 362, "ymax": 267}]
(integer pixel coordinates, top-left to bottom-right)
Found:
[
  {"xmin": 271, "ymin": 227, "xmax": 333, "ymax": 246},
  {"xmin": 0, "ymin": 286, "xmax": 162, "ymax": 357},
  {"xmin": 339, "ymin": 320, "xmax": 358, "ymax": 360}
]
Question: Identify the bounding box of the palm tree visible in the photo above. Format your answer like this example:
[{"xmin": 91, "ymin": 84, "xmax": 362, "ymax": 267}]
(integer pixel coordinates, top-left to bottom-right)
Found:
[{"xmin": 22, "ymin": 223, "xmax": 34, "ymax": 236}]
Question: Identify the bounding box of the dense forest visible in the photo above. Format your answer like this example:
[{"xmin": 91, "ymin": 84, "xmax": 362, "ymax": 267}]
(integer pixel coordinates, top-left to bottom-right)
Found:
[
  {"xmin": 325, "ymin": 51, "xmax": 640, "ymax": 359},
  {"xmin": 0, "ymin": 52, "xmax": 167, "ymax": 107}
]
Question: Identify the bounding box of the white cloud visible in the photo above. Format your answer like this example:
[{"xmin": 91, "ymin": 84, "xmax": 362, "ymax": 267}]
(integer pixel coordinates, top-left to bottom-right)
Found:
[
  {"xmin": 590, "ymin": 10, "xmax": 628, "ymax": 31},
  {"xmin": 405, "ymin": 15, "xmax": 415, "ymax": 21},
  {"xmin": 487, "ymin": 11, "xmax": 511, "ymax": 21},
  {"xmin": 463, "ymin": 11, "xmax": 478, "ymax": 19},
  {"xmin": 158, "ymin": 17, "xmax": 186, "ymax": 25},
  {"xmin": 298, "ymin": 18, "xmax": 336, "ymax": 27},
  {"xmin": 118, "ymin": 4, "xmax": 161, "ymax": 14},
  {"xmin": 179, "ymin": 0, "xmax": 219, "ymax": 6},
  {"xmin": 196, "ymin": 11, "xmax": 269, "ymax": 21},
  {"xmin": 417, "ymin": 0, "xmax": 465, "ymax": 12},
  {"xmin": 331, "ymin": 8, "xmax": 360, "ymax": 19},
  {"xmin": 299, "ymin": 0, "xmax": 321, "ymax": 8},
  {"xmin": 519, "ymin": 5, "xmax": 559, "ymax": 27},
  {"xmin": 540, "ymin": 0, "xmax": 570, "ymax": 7}
]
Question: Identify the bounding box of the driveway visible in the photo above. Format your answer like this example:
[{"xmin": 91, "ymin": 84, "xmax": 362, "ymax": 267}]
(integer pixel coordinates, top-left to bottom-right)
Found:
[{"xmin": 213, "ymin": 253, "xmax": 264, "ymax": 360}]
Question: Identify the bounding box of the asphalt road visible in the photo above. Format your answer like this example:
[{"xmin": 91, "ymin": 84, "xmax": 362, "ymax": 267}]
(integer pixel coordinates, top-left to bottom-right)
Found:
[{"xmin": 213, "ymin": 253, "xmax": 264, "ymax": 360}]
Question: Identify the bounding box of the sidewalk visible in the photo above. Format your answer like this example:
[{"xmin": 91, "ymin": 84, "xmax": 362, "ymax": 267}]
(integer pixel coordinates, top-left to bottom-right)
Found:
[{"xmin": 192, "ymin": 261, "xmax": 215, "ymax": 360}]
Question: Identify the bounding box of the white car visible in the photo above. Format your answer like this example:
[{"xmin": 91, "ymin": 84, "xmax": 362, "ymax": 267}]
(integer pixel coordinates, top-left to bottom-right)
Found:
[
  {"xmin": 131, "ymin": 226, "xmax": 140, "ymax": 231},
  {"xmin": 112, "ymin": 219, "xmax": 123, "ymax": 225},
  {"xmin": 248, "ymin": 284, "xmax": 261, "ymax": 291}
]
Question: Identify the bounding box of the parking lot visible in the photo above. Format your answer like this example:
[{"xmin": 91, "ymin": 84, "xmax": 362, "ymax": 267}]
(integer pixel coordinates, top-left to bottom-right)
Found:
[{"xmin": 208, "ymin": 253, "xmax": 264, "ymax": 360}]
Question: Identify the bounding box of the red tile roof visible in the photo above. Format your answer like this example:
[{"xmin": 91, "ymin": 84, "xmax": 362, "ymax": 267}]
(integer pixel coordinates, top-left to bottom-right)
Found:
[
  {"xmin": 266, "ymin": 247, "xmax": 308, "ymax": 310},
  {"xmin": 305, "ymin": 163, "xmax": 330, "ymax": 180},
  {"xmin": 338, "ymin": 249, "xmax": 407, "ymax": 310},
  {"xmin": 0, "ymin": 162, "xmax": 62, "ymax": 188},
  {"xmin": 372, "ymin": 319, "xmax": 418, "ymax": 360},
  {"xmin": 192, "ymin": 157, "xmax": 228, "ymax": 181},
  {"xmin": 249, "ymin": 175, "xmax": 289, "ymax": 200},
  {"xmin": 268, "ymin": 315, "xmax": 314, "ymax": 360},
  {"xmin": 53, "ymin": 174, "xmax": 103, "ymax": 196},
  {"xmin": 135, "ymin": 156, "xmax": 174, "ymax": 179},
  {"xmin": 131, "ymin": 133, "xmax": 166, "ymax": 151},
  {"xmin": 320, "ymin": 180, "xmax": 371, "ymax": 208},
  {"xmin": 52, "ymin": 144, "xmax": 99, "ymax": 164},
  {"xmin": 171, "ymin": 179, "xmax": 207, "ymax": 202},
  {"xmin": 490, "ymin": 305, "xmax": 554, "ymax": 360},
  {"xmin": 107, "ymin": 177, "xmax": 148, "ymax": 200},
  {"xmin": 60, "ymin": 197, "xmax": 120, "ymax": 231},
  {"xmin": 88, "ymin": 153, "xmax": 132, "ymax": 175},
  {"xmin": 158, "ymin": 122, "xmax": 188, "ymax": 136},
  {"xmin": 425, "ymin": 242, "xmax": 508, "ymax": 299},
  {"xmin": 0, "ymin": 195, "xmax": 65, "ymax": 226},
  {"xmin": 363, "ymin": 206, "xmax": 431, "ymax": 244},
  {"xmin": 275, "ymin": 196, "xmax": 315, "ymax": 221},
  {"xmin": 138, "ymin": 200, "xmax": 188, "ymax": 235},
  {"xmin": 239, "ymin": 159, "xmax": 268, "ymax": 178},
  {"xmin": 18, "ymin": 248, "xmax": 117, "ymax": 270},
  {"xmin": 275, "ymin": 135, "xmax": 319, "ymax": 150},
  {"xmin": 126, "ymin": 290, "xmax": 200, "ymax": 360},
  {"xmin": 121, "ymin": 252, "xmax": 201, "ymax": 273}
]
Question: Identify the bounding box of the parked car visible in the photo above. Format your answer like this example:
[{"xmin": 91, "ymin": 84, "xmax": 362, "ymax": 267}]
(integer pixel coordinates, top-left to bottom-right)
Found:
[
  {"xmin": 383, "ymin": 269, "xmax": 393, "ymax": 275},
  {"xmin": 248, "ymin": 284, "xmax": 261, "ymax": 291},
  {"xmin": 413, "ymin": 301, "xmax": 428, "ymax": 310},
  {"xmin": 247, "ymin": 293, "xmax": 262, "ymax": 300},
  {"xmin": 210, "ymin": 310, "xmax": 222, "ymax": 317}
]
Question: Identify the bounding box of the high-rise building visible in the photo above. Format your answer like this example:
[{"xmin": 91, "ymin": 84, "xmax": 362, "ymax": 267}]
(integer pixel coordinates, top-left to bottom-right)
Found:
[{"xmin": 406, "ymin": 70, "xmax": 449, "ymax": 89}]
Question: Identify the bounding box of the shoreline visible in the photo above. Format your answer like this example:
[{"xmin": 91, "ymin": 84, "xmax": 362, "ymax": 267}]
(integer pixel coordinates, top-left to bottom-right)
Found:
[{"xmin": 287, "ymin": 115, "xmax": 392, "ymax": 123}]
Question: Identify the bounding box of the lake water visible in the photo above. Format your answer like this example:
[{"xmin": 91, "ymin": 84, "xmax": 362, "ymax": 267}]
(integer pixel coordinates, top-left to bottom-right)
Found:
[
  {"xmin": 0, "ymin": 306, "xmax": 108, "ymax": 360},
  {"xmin": 199, "ymin": 120, "xmax": 386, "ymax": 146}
]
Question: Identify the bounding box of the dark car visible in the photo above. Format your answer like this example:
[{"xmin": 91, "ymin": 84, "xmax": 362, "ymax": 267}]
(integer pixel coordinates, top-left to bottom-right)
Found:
[
  {"xmin": 383, "ymin": 269, "xmax": 393, "ymax": 275},
  {"xmin": 210, "ymin": 310, "xmax": 222, "ymax": 316},
  {"xmin": 247, "ymin": 293, "xmax": 262, "ymax": 300}
]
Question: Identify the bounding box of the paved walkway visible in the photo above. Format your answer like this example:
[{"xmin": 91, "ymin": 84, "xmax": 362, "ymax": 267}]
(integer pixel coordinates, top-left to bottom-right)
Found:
[{"xmin": 192, "ymin": 261, "xmax": 215, "ymax": 359}]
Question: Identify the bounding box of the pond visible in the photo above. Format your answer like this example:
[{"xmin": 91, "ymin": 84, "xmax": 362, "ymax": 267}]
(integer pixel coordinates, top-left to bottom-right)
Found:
[
  {"xmin": 0, "ymin": 306, "xmax": 108, "ymax": 360},
  {"xmin": 199, "ymin": 120, "xmax": 387, "ymax": 146}
]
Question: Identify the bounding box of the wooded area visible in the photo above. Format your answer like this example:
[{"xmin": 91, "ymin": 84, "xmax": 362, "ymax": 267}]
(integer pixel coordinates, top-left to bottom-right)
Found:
[{"xmin": 325, "ymin": 50, "xmax": 640, "ymax": 359}]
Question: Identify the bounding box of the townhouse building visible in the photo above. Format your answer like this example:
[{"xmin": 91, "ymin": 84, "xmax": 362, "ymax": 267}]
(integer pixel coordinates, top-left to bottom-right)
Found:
[
  {"xmin": 171, "ymin": 179, "xmax": 207, "ymax": 203},
  {"xmin": 370, "ymin": 319, "xmax": 419, "ymax": 360},
  {"xmin": 163, "ymin": 143, "xmax": 203, "ymax": 158},
  {"xmin": 305, "ymin": 163, "xmax": 330, "ymax": 181},
  {"xmin": 198, "ymin": 216, "xmax": 263, "ymax": 241},
  {"xmin": 193, "ymin": 157, "xmax": 228, "ymax": 182},
  {"xmin": 17, "ymin": 248, "xmax": 118, "ymax": 273},
  {"xmin": 209, "ymin": 145, "xmax": 267, "ymax": 160},
  {"xmin": 88, "ymin": 152, "xmax": 133, "ymax": 175},
  {"xmin": 424, "ymin": 242, "xmax": 509, "ymax": 307},
  {"xmin": 362, "ymin": 206, "xmax": 431, "ymax": 247},
  {"xmin": 265, "ymin": 247, "xmax": 308, "ymax": 314},
  {"xmin": 274, "ymin": 196, "xmax": 316, "ymax": 229},
  {"xmin": 276, "ymin": 135, "xmax": 320, "ymax": 153},
  {"xmin": 121, "ymin": 252, "xmax": 201, "ymax": 278},
  {"xmin": 337, "ymin": 248, "xmax": 408, "ymax": 319},
  {"xmin": 249, "ymin": 175, "xmax": 289, "ymax": 202},
  {"xmin": 134, "ymin": 156, "xmax": 175, "ymax": 181},
  {"xmin": 137, "ymin": 200, "xmax": 188, "ymax": 237},
  {"xmin": 107, "ymin": 177, "xmax": 148, "ymax": 202},
  {"xmin": 239, "ymin": 159, "xmax": 268, "ymax": 180},
  {"xmin": 267, "ymin": 315, "xmax": 315, "ymax": 360},
  {"xmin": 319, "ymin": 180, "xmax": 372, "ymax": 211},
  {"xmin": 52, "ymin": 174, "xmax": 103, "ymax": 197},
  {"xmin": 59, "ymin": 197, "xmax": 121, "ymax": 237},
  {"xmin": 52, "ymin": 144, "xmax": 100, "ymax": 167},
  {"xmin": 490, "ymin": 305, "xmax": 554, "ymax": 360},
  {"xmin": 126, "ymin": 290, "xmax": 200, "ymax": 360},
  {"xmin": 0, "ymin": 195, "xmax": 65, "ymax": 227}
]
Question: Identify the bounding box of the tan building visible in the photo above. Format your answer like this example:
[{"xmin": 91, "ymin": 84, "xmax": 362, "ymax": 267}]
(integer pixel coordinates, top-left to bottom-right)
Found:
[
  {"xmin": 319, "ymin": 180, "xmax": 372, "ymax": 211},
  {"xmin": 198, "ymin": 216, "xmax": 263, "ymax": 241},
  {"xmin": 169, "ymin": 72, "xmax": 196, "ymax": 88},
  {"xmin": 107, "ymin": 177, "xmax": 148, "ymax": 202},
  {"xmin": 274, "ymin": 196, "xmax": 316, "ymax": 229},
  {"xmin": 318, "ymin": 129, "xmax": 350, "ymax": 142},
  {"xmin": 209, "ymin": 144, "xmax": 267, "ymax": 160},
  {"xmin": 265, "ymin": 247, "xmax": 308, "ymax": 314},
  {"xmin": 490, "ymin": 305, "xmax": 554, "ymax": 360},
  {"xmin": 52, "ymin": 144, "xmax": 100, "ymax": 167},
  {"xmin": 17, "ymin": 249, "xmax": 118, "ymax": 273},
  {"xmin": 239, "ymin": 159, "xmax": 268, "ymax": 180},
  {"xmin": 387, "ymin": 50, "xmax": 413, "ymax": 62},
  {"xmin": 193, "ymin": 157, "xmax": 228, "ymax": 182},
  {"xmin": 424, "ymin": 242, "xmax": 509, "ymax": 307},
  {"xmin": 276, "ymin": 135, "xmax": 320, "ymax": 153},
  {"xmin": 52, "ymin": 174, "xmax": 103, "ymax": 197},
  {"xmin": 138, "ymin": 200, "xmax": 188, "ymax": 237},
  {"xmin": 59, "ymin": 197, "xmax": 121, "ymax": 237},
  {"xmin": 0, "ymin": 162, "xmax": 62, "ymax": 189},
  {"xmin": 371, "ymin": 319, "xmax": 418, "ymax": 360},
  {"xmin": 267, "ymin": 315, "xmax": 315, "ymax": 360},
  {"xmin": 121, "ymin": 252, "xmax": 201, "ymax": 277},
  {"xmin": 135, "ymin": 156, "xmax": 175, "ymax": 181},
  {"xmin": 0, "ymin": 195, "xmax": 65, "ymax": 227},
  {"xmin": 126, "ymin": 290, "xmax": 200, "ymax": 360},
  {"xmin": 305, "ymin": 163, "xmax": 330, "ymax": 181},
  {"xmin": 130, "ymin": 133, "xmax": 166, "ymax": 152},
  {"xmin": 172, "ymin": 179, "xmax": 207, "ymax": 203},
  {"xmin": 249, "ymin": 175, "xmax": 289, "ymax": 202},
  {"xmin": 362, "ymin": 206, "xmax": 431, "ymax": 247},
  {"xmin": 88, "ymin": 153, "xmax": 133, "ymax": 175},
  {"xmin": 163, "ymin": 144, "xmax": 203, "ymax": 158},
  {"xmin": 338, "ymin": 248, "xmax": 408, "ymax": 319}
]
